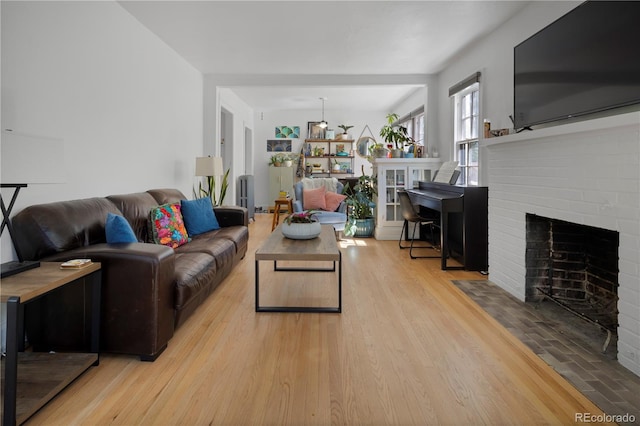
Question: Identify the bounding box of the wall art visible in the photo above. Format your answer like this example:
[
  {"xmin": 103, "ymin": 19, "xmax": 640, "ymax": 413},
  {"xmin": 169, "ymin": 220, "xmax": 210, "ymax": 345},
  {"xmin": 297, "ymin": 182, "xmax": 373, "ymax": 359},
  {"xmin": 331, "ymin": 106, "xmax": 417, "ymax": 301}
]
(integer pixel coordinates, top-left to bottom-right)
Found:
[
  {"xmin": 267, "ymin": 139, "xmax": 292, "ymax": 152},
  {"xmin": 275, "ymin": 126, "xmax": 300, "ymax": 139}
]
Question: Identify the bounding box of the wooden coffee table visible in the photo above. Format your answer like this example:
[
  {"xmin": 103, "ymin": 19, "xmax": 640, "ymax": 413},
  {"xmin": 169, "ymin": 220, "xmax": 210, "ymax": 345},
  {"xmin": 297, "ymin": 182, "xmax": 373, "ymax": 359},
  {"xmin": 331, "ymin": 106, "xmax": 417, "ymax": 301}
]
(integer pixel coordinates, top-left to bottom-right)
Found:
[{"xmin": 255, "ymin": 224, "xmax": 342, "ymax": 313}]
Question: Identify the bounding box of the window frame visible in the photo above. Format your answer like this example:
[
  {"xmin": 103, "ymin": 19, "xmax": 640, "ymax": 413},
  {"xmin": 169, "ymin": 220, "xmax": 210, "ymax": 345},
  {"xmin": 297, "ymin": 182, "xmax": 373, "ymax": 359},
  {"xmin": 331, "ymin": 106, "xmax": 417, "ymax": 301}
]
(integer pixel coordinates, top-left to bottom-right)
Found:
[{"xmin": 453, "ymin": 82, "xmax": 480, "ymax": 186}]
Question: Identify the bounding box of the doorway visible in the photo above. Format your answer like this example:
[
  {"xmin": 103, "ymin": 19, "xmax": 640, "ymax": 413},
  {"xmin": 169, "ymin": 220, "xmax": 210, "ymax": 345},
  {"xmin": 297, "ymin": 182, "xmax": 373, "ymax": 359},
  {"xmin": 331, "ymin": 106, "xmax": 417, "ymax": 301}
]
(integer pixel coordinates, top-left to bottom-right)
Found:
[{"xmin": 221, "ymin": 107, "xmax": 234, "ymax": 204}]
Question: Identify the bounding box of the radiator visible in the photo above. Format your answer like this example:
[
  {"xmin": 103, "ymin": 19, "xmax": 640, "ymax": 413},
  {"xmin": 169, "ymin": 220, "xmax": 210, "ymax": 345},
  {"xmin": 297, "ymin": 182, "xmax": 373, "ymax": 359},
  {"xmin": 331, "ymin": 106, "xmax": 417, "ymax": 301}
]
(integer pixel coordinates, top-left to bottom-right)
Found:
[{"xmin": 237, "ymin": 175, "xmax": 254, "ymax": 220}]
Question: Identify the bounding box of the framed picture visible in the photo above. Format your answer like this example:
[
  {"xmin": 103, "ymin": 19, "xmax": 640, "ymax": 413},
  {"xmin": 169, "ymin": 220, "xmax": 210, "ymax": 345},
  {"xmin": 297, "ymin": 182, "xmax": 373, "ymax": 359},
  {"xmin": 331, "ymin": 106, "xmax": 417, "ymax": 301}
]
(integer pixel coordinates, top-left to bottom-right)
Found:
[
  {"xmin": 307, "ymin": 121, "xmax": 326, "ymax": 139},
  {"xmin": 275, "ymin": 126, "xmax": 300, "ymax": 139},
  {"xmin": 267, "ymin": 139, "xmax": 292, "ymax": 152}
]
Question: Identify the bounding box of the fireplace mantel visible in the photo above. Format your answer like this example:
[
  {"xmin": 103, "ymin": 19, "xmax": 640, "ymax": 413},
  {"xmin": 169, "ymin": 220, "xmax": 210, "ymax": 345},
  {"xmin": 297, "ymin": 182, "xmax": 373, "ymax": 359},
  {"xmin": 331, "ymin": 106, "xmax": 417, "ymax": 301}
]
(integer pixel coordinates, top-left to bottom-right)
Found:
[
  {"xmin": 484, "ymin": 111, "xmax": 640, "ymax": 147},
  {"xmin": 485, "ymin": 111, "xmax": 640, "ymax": 377}
]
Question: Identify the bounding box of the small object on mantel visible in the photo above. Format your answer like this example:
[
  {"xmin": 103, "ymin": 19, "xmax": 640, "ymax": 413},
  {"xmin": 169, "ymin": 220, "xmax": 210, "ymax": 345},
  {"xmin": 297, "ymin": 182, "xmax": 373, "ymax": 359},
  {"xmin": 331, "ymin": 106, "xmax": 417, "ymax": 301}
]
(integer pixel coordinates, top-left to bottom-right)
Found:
[{"xmin": 489, "ymin": 128, "xmax": 511, "ymax": 138}]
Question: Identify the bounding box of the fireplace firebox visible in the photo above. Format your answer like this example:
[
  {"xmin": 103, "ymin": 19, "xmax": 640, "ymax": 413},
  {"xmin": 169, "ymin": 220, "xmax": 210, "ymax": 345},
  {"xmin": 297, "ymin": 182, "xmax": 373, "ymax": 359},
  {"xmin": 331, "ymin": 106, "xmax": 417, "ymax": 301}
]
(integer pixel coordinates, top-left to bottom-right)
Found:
[{"xmin": 525, "ymin": 214, "xmax": 619, "ymax": 352}]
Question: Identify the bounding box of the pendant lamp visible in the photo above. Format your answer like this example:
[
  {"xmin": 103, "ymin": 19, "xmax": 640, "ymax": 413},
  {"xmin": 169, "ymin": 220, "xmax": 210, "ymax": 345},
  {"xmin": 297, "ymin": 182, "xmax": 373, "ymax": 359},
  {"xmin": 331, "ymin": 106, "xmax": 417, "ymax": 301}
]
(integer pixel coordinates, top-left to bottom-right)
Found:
[{"xmin": 318, "ymin": 97, "xmax": 328, "ymax": 128}]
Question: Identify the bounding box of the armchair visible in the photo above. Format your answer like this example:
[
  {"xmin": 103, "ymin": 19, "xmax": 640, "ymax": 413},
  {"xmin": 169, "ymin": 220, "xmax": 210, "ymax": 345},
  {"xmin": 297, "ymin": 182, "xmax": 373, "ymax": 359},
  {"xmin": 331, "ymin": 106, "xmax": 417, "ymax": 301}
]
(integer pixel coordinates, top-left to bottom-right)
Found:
[{"xmin": 292, "ymin": 178, "xmax": 347, "ymax": 226}]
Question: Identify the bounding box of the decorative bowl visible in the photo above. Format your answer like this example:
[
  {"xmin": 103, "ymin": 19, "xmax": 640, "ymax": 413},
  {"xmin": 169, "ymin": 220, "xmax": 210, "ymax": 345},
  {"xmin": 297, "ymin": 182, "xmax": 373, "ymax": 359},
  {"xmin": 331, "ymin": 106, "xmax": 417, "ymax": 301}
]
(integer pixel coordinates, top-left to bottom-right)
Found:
[{"xmin": 281, "ymin": 221, "xmax": 322, "ymax": 239}]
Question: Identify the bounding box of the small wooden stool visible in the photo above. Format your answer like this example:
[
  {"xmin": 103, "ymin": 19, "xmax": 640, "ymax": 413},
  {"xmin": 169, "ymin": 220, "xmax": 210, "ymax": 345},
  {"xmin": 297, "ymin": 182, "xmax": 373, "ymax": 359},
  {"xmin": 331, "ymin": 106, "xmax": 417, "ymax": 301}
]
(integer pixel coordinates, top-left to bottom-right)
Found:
[{"xmin": 271, "ymin": 197, "xmax": 294, "ymax": 231}]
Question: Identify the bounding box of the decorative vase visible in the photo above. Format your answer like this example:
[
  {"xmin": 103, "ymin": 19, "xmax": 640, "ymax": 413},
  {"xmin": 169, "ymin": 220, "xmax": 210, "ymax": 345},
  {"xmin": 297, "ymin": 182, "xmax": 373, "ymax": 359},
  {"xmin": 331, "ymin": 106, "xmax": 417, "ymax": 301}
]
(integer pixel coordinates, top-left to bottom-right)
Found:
[
  {"xmin": 284, "ymin": 160, "xmax": 293, "ymax": 167},
  {"xmin": 281, "ymin": 221, "xmax": 322, "ymax": 239},
  {"xmin": 405, "ymin": 152, "xmax": 414, "ymax": 158},
  {"xmin": 353, "ymin": 217, "xmax": 375, "ymax": 237},
  {"xmin": 273, "ymin": 162, "xmax": 281, "ymax": 167},
  {"xmin": 390, "ymin": 149, "xmax": 404, "ymax": 158},
  {"xmin": 373, "ymin": 147, "xmax": 387, "ymax": 158}
]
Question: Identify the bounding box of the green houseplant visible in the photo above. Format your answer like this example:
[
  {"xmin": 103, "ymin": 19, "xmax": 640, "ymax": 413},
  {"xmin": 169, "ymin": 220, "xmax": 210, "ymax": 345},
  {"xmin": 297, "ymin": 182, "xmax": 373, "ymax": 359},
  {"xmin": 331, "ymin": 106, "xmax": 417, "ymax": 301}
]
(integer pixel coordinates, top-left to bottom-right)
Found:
[
  {"xmin": 380, "ymin": 113, "xmax": 413, "ymax": 158},
  {"xmin": 337, "ymin": 124, "xmax": 354, "ymax": 140},
  {"xmin": 193, "ymin": 168, "xmax": 230, "ymax": 206},
  {"xmin": 367, "ymin": 141, "xmax": 387, "ymax": 161},
  {"xmin": 342, "ymin": 168, "xmax": 377, "ymax": 237},
  {"xmin": 269, "ymin": 153, "xmax": 286, "ymax": 167}
]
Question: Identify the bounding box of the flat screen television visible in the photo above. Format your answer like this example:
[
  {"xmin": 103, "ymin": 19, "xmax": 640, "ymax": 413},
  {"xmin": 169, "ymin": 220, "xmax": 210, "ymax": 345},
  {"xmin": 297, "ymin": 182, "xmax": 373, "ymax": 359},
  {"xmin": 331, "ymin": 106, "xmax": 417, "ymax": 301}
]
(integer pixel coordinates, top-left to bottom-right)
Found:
[{"xmin": 513, "ymin": 1, "xmax": 640, "ymax": 129}]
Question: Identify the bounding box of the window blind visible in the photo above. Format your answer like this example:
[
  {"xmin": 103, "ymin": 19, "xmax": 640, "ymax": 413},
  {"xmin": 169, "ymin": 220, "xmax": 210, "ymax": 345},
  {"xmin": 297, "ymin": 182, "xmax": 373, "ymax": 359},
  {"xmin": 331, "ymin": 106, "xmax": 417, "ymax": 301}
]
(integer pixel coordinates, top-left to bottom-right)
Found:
[{"xmin": 448, "ymin": 72, "xmax": 481, "ymax": 97}]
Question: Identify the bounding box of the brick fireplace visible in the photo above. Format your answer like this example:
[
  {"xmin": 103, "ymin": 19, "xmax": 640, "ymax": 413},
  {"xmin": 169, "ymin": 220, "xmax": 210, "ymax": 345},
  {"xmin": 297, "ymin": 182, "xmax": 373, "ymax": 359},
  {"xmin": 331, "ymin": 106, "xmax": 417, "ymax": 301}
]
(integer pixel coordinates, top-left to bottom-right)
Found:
[{"xmin": 485, "ymin": 112, "xmax": 640, "ymax": 376}]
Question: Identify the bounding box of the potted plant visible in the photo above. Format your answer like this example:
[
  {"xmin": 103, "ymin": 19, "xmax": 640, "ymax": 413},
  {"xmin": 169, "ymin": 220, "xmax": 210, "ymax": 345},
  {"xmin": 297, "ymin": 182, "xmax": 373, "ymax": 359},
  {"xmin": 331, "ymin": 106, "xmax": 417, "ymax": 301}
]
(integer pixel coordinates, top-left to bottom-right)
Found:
[
  {"xmin": 193, "ymin": 168, "xmax": 230, "ymax": 206},
  {"xmin": 337, "ymin": 124, "xmax": 354, "ymax": 140},
  {"xmin": 270, "ymin": 153, "xmax": 288, "ymax": 167},
  {"xmin": 281, "ymin": 210, "xmax": 321, "ymax": 239},
  {"xmin": 342, "ymin": 168, "xmax": 377, "ymax": 237},
  {"xmin": 367, "ymin": 141, "xmax": 387, "ymax": 161},
  {"xmin": 380, "ymin": 113, "xmax": 412, "ymax": 158},
  {"xmin": 283, "ymin": 153, "xmax": 298, "ymax": 167}
]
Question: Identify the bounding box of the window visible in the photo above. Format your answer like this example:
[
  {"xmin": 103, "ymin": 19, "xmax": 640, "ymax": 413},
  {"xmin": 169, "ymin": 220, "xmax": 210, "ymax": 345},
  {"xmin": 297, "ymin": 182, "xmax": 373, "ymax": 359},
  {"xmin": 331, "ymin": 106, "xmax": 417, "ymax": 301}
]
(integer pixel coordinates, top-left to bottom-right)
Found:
[
  {"xmin": 453, "ymin": 81, "xmax": 479, "ymax": 186},
  {"xmin": 398, "ymin": 112, "xmax": 424, "ymax": 145}
]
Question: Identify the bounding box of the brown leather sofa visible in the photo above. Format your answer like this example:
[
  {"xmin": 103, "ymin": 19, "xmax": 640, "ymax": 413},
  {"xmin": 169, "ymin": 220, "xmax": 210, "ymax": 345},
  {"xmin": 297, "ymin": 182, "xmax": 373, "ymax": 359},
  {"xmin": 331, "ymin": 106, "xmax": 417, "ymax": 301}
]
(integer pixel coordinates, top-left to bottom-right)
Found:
[{"xmin": 12, "ymin": 188, "xmax": 248, "ymax": 361}]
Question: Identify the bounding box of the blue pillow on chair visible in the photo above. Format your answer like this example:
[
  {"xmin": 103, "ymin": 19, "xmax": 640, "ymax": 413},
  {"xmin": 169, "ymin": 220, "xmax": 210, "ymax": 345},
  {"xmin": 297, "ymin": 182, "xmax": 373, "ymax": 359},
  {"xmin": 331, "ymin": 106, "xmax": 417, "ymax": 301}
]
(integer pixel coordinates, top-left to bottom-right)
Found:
[
  {"xmin": 105, "ymin": 213, "xmax": 138, "ymax": 243},
  {"xmin": 181, "ymin": 198, "xmax": 220, "ymax": 236}
]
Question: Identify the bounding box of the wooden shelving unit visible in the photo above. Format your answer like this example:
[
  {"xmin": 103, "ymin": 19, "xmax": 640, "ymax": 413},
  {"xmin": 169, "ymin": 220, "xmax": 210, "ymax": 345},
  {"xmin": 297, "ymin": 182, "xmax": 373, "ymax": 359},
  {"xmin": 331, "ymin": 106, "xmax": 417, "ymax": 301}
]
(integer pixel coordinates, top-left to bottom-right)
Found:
[{"xmin": 303, "ymin": 139, "xmax": 355, "ymax": 177}]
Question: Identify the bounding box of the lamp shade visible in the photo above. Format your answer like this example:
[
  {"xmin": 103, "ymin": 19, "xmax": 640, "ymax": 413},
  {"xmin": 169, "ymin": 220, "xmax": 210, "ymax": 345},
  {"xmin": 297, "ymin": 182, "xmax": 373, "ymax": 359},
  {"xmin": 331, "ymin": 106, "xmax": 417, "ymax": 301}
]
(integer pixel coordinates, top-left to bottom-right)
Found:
[{"xmin": 195, "ymin": 156, "xmax": 223, "ymax": 177}]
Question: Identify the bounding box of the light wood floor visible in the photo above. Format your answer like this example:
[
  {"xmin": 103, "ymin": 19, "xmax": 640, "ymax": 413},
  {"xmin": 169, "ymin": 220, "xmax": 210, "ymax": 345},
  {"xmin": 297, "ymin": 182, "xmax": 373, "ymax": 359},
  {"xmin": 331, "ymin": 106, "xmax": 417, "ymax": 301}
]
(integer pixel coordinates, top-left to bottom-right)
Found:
[{"xmin": 27, "ymin": 214, "xmax": 612, "ymax": 425}]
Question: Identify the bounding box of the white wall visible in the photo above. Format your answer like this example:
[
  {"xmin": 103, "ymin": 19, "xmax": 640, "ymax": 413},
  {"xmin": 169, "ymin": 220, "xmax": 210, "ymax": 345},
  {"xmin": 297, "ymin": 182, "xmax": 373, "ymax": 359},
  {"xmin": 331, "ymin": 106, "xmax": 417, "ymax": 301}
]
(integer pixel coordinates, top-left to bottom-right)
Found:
[
  {"xmin": 434, "ymin": 1, "xmax": 580, "ymax": 183},
  {"xmin": 1, "ymin": 1, "xmax": 204, "ymax": 263},
  {"xmin": 252, "ymin": 109, "xmax": 386, "ymax": 209}
]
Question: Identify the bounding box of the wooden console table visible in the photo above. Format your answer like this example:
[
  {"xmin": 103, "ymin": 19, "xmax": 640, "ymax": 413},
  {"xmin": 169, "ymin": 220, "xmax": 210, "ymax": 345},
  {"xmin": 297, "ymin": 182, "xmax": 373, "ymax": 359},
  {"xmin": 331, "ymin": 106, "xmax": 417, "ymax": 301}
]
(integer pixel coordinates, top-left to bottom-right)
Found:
[{"xmin": 1, "ymin": 262, "xmax": 101, "ymax": 425}]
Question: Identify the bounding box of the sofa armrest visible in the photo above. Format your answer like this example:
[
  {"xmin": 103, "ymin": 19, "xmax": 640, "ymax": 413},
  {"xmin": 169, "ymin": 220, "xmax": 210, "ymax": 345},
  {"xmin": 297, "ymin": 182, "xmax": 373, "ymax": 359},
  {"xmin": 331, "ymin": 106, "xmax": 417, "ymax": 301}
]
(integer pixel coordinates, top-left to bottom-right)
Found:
[
  {"xmin": 43, "ymin": 243, "xmax": 175, "ymax": 360},
  {"xmin": 214, "ymin": 206, "xmax": 248, "ymax": 227}
]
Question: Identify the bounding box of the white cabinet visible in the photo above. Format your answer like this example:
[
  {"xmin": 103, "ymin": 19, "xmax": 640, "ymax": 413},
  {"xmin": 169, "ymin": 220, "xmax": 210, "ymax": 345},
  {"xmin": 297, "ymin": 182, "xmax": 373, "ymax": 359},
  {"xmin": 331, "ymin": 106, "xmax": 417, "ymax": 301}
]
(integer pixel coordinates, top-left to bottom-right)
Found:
[
  {"xmin": 372, "ymin": 158, "xmax": 442, "ymax": 240},
  {"xmin": 268, "ymin": 166, "xmax": 295, "ymax": 205}
]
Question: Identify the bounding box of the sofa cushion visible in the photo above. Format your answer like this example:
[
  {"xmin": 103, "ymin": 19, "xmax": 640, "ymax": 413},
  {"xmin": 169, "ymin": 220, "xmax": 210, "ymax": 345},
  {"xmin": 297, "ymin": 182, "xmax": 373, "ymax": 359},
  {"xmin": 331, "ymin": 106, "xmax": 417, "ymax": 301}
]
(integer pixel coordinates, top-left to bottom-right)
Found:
[
  {"xmin": 173, "ymin": 252, "xmax": 217, "ymax": 310},
  {"xmin": 181, "ymin": 198, "xmax": 220, "ymax": 236},
  {"xmin": 105, "ymin": 213, "xmax": 138, "ymax": 243},
  {"xmin": 175, "ymin": 237, "xmax": 236, "ymax": 271},
  {"xmin": 149, "ymin": 203, "xmax": 190, "ymax": 248},
  {"xmin": 147, "ymin": 188, "xmax": 188, "ymax": 205},
  {"xmin": 193, "ymin": 226, "xmax": 249, "ymax": 255},
  {"xmin": 11, "ymin": 197, "xmax": 123, "ymax": 260},
  {"xmin": 107, "ymin": 192, "xmax": 161, "ymax": 243},
  {"xmin": 303, "ymin": 186, "xmax": 327, "ymax": 210},
  {"xmin": 325, "ymin": 191, "xmax": 347, "ymax": 212}
]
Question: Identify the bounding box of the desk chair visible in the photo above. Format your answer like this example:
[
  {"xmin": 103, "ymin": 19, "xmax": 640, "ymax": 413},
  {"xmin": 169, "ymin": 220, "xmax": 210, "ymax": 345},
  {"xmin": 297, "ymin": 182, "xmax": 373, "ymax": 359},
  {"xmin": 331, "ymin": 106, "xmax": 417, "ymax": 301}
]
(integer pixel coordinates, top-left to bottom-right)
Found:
[{"xmin": 397, "ymin": 189, "xmax": 440, "ymax": 259}]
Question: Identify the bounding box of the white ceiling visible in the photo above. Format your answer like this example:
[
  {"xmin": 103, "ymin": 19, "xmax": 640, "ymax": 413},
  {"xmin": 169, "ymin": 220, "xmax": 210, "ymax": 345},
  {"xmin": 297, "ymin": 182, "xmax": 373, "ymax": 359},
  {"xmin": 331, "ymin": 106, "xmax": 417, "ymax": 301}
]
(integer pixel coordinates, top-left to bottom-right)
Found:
[{"xmin": 119, "ymin": 1, "xmax": 530, "ymax": 111}]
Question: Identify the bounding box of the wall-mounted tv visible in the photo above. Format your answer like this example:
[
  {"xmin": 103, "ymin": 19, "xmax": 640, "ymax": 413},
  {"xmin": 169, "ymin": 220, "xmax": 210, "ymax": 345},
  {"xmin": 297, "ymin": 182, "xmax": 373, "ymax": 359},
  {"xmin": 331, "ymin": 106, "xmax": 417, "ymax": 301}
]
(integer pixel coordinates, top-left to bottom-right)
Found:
[{"xmin": 513, "ymin": 1, "xmax": 640, "ymax": 129}]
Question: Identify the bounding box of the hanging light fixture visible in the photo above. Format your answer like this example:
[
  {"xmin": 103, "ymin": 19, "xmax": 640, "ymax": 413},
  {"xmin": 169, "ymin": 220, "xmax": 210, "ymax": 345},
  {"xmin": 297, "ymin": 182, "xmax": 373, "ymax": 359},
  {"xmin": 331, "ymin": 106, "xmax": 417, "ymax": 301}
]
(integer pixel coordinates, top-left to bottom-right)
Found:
[{"xmin": 318, "ymin": 97, "xmax": 328, "ymax": 128}]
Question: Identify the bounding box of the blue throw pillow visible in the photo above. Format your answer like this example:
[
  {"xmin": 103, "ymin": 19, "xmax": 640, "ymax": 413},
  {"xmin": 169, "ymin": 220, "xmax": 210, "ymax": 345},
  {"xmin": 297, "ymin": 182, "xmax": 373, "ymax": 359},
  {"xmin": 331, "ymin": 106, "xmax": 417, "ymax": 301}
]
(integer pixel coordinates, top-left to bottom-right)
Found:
[
  {"xmin": 105, "ymin": 213, "xmax": 138, "ymax": 243},
  {"xmin": 181, "ymin": 198, "xmax": 220, "ymax": 236}
]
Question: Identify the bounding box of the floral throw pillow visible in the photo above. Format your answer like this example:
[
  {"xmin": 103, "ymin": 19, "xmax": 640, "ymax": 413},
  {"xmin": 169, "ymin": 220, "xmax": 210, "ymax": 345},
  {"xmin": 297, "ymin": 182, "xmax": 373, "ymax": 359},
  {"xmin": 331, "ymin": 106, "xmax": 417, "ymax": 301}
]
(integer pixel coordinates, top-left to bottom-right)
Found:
[{"xmin": 149, "ymin": 203, "xmax": 190, "ymax": 248}]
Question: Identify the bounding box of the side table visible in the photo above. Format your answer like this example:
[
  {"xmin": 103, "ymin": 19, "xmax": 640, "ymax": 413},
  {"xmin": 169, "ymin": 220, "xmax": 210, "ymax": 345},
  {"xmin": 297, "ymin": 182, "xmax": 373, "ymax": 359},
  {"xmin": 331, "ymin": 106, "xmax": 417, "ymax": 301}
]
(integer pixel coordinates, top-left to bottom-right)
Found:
[
  {"xmin": 271, "ymin": 197, "xmax": 293, "ymax": 231},
  {"xmin": 1, "ymin": 262, "xmax": 101, "ymax": 425}
]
